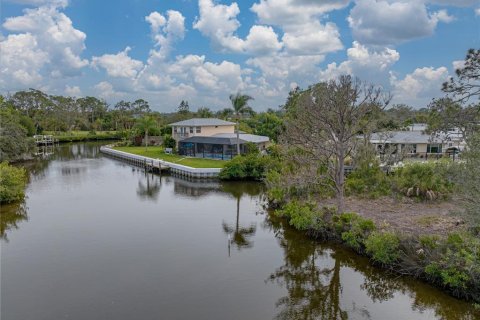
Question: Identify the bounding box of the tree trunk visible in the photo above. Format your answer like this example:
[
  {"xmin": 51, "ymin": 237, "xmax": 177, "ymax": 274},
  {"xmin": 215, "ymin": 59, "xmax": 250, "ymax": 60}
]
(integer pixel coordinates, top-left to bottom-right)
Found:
[
  {"xmin": 145, "ymin": 130, "xmax": 148, "ymax": 151},
  {"xmin": 336, "ymin": 147, "xmax": 346, "ymax": 213},
  {"xmin": 236, "ymin": 119, "xmax": 240, "ymax": 156},
  {"xmin": 235, "ymin": 196, "xmax": 240, "ymax": 234}
]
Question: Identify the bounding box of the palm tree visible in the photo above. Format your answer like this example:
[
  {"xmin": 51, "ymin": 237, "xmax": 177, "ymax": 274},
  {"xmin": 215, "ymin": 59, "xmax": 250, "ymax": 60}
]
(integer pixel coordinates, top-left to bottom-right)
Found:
[
  {"xmin": 135, "ymin": 115, "xmax": 157, "ymax": 151},
  {"xmin": 229, "ymin": 93, "xmax": 254, "ymax": 155}
]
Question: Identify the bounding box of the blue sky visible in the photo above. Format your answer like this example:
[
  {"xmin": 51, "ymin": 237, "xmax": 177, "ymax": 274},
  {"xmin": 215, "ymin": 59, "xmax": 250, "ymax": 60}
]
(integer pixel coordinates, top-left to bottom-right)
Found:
[{"xmin": 1, "ymin": 0, "xmax": 479, "ymax": 111}]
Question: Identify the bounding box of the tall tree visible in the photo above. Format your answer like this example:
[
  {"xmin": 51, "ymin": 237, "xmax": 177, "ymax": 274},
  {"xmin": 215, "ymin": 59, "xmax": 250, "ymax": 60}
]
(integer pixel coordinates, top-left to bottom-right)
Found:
[
  {"xmin": 229, "ymin": 93, "xmax": 254, "ymax": 155},
  {"xmin": 177, "ymin": 100, "xmax": 190, "ymax": 114},
  {"xmin": 135, "ymin": 116, "xmax": 157, "ymax": 151},
  {"xmin": 281, "ymin": 76, "xmax": 391, "ymax": 213},
  {"xmin": 196, "ymin": 107, "xmax": 213, "ymax": 118},
  {"xmin": 131, "ymin": 99, "xmax": 151, "ymax": 117},
  {"xmin": 443, "ymin": 48, "xmax": 480, "ymax": 103}
]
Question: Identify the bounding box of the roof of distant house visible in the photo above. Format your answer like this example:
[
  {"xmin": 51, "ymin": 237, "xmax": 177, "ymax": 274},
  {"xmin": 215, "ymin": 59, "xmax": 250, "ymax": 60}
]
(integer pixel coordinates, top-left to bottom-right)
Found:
[
  {"xmin": 168, "ymin": 118, "xmax": 235, "ymax": 126},
  {"xmin": 179, "ymin": 133, "xmax": 269, "ymax": 145},
  {"xmin": 212, "ymin": 133, "xmax": 270, "ymax": 143},
  {"xmin": 370, "ymin": 131, "xmax": 445, "ymax": 144}
]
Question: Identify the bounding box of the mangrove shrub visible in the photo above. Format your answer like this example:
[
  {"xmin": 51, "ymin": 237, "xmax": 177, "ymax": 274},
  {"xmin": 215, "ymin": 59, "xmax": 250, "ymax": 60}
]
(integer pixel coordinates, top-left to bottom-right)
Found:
[{"xmin": 0, "ymin": 162, "xmax": 28, "ymax": 204}]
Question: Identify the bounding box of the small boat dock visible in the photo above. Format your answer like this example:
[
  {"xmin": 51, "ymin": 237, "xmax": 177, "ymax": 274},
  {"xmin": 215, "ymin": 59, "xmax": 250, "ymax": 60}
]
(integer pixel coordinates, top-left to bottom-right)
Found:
[{"xmin": 34, "ymin": 135, "xmax": 57, "ymax": 145}]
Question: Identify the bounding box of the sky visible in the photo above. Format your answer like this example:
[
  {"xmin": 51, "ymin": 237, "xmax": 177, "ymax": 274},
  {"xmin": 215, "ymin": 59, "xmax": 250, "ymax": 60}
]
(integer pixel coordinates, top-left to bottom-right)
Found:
[{"xmin": 1, "ymin": 0, "xmax": 479, "ymax": 112}]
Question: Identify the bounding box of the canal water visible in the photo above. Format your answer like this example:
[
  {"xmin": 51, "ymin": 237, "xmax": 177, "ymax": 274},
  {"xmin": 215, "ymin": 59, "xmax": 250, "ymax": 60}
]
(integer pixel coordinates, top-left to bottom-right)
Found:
[{"xmin": 1, "ymin": 142, "xmax": 477, "ymax": 320}]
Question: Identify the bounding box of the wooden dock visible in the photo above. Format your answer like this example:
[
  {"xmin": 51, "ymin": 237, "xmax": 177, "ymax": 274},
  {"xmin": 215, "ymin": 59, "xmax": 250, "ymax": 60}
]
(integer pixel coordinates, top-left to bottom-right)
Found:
[
  {"xmin": 99, "ymin": 146, "xmax": 222, "ymax": 178},
  {"xmin": 34, "ymin": 135, "xmax": 57, "ymax": 145}
]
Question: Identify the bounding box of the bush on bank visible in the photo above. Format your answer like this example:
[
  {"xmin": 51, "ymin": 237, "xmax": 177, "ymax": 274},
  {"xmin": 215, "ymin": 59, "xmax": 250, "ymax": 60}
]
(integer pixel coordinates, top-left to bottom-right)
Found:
[
  {"xmin": 274, "ymin": 201, "xmax": 480, "ymax": 302},
  {"xmin": 391, "ymin": 161, "xmax": 454, "ymax": 200},
  {"xmin": 219, "ymin": 147, "xmax": 281, "ymax": 181},
  {"xmin": 0, "ymin": 161, "xmax": 28, "ymax": 204}
]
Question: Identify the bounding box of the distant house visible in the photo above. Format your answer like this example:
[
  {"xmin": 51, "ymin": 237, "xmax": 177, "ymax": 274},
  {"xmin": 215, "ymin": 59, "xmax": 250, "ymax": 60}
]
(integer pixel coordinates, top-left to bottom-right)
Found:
[
  {"xmin": 169, "ymin": 118, "xmax": 270, "ymax": 159},
  {"xmin": 369, "ymin": 123, "xmax": 466, "ymax": 160}
]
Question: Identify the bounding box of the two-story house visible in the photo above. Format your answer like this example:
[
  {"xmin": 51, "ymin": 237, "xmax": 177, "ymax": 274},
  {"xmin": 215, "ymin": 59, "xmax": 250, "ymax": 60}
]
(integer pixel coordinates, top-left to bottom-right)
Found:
[{"xmin": 169, "ymin": 118, "xmax": 270, "ymax": 159}]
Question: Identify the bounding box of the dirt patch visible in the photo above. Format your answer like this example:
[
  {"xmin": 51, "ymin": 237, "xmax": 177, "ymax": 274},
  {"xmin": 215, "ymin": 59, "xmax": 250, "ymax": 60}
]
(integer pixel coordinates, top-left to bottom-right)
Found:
[{"xmin": 318, "ymin": 196, "xmax": 466, "ymax": 236}]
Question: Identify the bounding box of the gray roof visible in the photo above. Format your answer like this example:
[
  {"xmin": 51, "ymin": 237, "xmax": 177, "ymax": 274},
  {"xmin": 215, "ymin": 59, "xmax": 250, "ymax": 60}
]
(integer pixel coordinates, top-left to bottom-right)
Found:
[
  {"xmin": 370, "ymin": 131, "xmax": 445, "ymax": 144},
  {"xmin": 179, "ymin": 136, "xmax": 241, "ymax": 145},
  {"xmin": 169, "ymin": 118, "xmax": 235, "ymax": 127},
  {"xmin": 212, "ymin": 133, "xmax": 269, "ymax": 143},
  {"xmin": 179, "ymin": 133, "xmax": 269, "ymax": 145}
]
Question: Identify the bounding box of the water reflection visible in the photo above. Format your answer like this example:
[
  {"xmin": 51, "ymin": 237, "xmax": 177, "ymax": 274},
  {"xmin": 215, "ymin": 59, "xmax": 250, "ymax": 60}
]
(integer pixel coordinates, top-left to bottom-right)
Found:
[
  {"xmin": 218, "ymin": 183, "xmax": 264, "ymax": 252},
  {"xmin": 222, "ymin": 195, "xmax": 257, "ymax": 254},
  {"xmin": 0, "ymin": 202, "xmax": 28, "ymax": 242},
  {"xmin": 137, "ymin": 172, "xmax": 161, "ymax": 201},
  {"xmin": 266, "ymin": 215, "xmax": 478, "ymax": 320},
  {"xmin": 267, "ymin": 216, "xmax": 347, "ymax": 320}
]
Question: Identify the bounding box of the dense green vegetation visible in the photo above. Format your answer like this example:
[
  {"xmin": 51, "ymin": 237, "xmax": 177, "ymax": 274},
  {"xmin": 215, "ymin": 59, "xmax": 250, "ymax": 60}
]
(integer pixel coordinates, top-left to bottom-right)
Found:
[
  {"xmin": 45, "ymin": 130, "xmax": 122, "ymax": 142},
  {"xmin": 0, "ymin": 162, "xmax": 28, "ymax": 204},
  {"xmin": 392, "ymin": 162, "xmax": 455, "ymax": 200},
  {"xmin": 219, "ymin": 145, "xmax": 280, "ymax": 181},
  {"xmin": 0, "ymin": 105, "xmax": 35, "ymax": 162}
]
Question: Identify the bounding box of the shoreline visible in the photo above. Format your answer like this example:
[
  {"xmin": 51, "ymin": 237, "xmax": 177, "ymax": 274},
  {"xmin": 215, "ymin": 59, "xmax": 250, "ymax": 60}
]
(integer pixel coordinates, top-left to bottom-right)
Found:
[{"xmin": 271, "ymin": 199, "xmax": 480, "ymax": 305}]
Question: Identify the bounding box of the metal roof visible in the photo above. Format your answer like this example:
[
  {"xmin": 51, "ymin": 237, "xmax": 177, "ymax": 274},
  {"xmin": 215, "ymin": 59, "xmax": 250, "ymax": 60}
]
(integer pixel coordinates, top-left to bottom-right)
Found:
[
  {"xmin": 179, "ymin": 136, "xmax": 242, "ymax": 145},
  {"xmin": 212, "ymin": 133, "xmax": 270, "ymax": 143},
  {"xmin": 169, "ymin": 118, "xmax": 235, "ymax": 127},
  {"xmin": 370, "ymin": 131, "xmax": 445, "ymax": 144},
  {"xmin": 179, "ymin": 133, "xmax": 269, "ymax": 145}
]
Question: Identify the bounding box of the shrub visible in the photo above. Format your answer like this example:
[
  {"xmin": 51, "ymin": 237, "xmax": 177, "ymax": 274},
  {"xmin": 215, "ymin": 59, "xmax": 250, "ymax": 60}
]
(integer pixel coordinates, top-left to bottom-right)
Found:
[
  {"xmin": 0, "ymin": 162, "xmax": 28, "ymax": 204},
  {"xmin": 425, "ymin": 233, "xmax": 480, "ymax": 295},
  {"xmin": 346, "ymin": 164, "xmax": 391, "ymax": 198},
  {"xmin": 334, "ymin": 212, "xmax": 376, "ymax": 251},
  {"xmin": 276, "ymin": 201, "xmax": 325, "ymax": 231},
  {"xmin": 392, "ymin": 162, "xmax": 454, "ymax": 200},
  {"xmin": 365, "ymin": 231, "xmax": 401, "ymax": 265},
  {"xmin": 163, "ymin": 134, "xmax": 176, "ymax": 149},
  {"xmin": 219, "ymin": 154, "xmax": 276, "ymax": 181}
]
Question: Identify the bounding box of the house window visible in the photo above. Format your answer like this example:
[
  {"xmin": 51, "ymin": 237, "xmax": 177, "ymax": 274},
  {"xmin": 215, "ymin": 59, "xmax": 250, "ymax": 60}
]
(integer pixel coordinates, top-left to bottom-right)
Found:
[
  {"xmin": 196, "ymin": 127, "xmax": 201, "ymax": 133},
  {"xmin": 190, "ymin": 127, "xmax": 194, "ymax": 134},
  {"xmin": 427, "ymin": 144, "xmax": 442, "ymax": 153},
  {"xmin": 173, "ymin": 126, "xmax": 178, "ymax": 133}
]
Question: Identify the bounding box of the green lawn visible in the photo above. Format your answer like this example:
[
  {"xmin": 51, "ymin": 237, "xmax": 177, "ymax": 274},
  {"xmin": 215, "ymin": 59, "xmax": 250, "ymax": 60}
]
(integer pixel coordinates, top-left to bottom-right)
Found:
[{"xmin": 113, "ymin": 146, "xmax": 227, "ymax": 168}]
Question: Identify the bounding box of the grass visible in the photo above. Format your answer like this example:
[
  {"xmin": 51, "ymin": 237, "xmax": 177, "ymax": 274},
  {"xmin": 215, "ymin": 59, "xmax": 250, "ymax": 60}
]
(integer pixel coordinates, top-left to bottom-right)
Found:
[
  {"xmin": 415, "ymin": 215, "xmax": 443, "ymax": 227},
  {"xmin": 113, "ymin": 146, "xmax": 227, "ymax": 168}
]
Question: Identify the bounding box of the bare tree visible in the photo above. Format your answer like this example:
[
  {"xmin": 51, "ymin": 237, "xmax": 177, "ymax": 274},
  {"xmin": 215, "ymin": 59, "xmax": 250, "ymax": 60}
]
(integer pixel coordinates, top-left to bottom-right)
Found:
[{"xmin": 281, "ymin": 75, "xmax": 391, "ymax": 213}]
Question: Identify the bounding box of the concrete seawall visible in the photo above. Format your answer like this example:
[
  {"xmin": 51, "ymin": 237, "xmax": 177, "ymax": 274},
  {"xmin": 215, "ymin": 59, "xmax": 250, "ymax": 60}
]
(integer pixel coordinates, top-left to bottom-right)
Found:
[{"xmin": 100, "ymin": 146, "xmax": 222, "ymax": 179}]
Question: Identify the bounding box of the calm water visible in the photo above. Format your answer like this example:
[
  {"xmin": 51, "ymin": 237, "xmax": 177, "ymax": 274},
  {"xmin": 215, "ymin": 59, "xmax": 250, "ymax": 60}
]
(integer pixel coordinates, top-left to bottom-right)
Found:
[{"xmin": 1, "ymin": 142, "xmax": 477, "ymax": 320}]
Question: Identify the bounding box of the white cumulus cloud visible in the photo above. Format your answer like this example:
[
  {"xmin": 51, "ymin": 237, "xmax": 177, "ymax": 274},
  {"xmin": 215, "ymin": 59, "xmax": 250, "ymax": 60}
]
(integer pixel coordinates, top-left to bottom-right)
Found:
[
  {"xmin": 1, "ymin": 4, "xmax": 88, "ymax": 86},
  {"xmin": 146, "ymin": 10, "xmax": 185, "ymax": 61},
  {"xmin": 0, "ymin": 33, "xmax": 49, "ymax": 89},
  {"xmin": 348, "ymin": 0, "xmax": 454, "ymax": 45},
  {"xmin": 65, "ymin": 85, "xmax": 81, "ymax": 97},
  {"xmin": 390, "ymin": 66, "xmax": 450, "ymax": 107},
  {"xmin": 92, "ymin": 47, "xmax": 144, "ymax": 78}
]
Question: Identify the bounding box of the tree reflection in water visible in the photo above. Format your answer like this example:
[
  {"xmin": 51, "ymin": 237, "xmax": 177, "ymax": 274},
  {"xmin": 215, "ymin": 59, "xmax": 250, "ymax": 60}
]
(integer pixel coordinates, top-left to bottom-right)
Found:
[
  {"xmin": 1, "ymin": 201, "xmax": 28, "ymax": 242},
  {"xmin": 266, "ymin": 216, "xmax": 347, "ymax": 320},
  {"xmin": 265, "ymin": 214, "xmax": 479, "ymax": 320},
  {"xmin": 220, "ymin": 182, "xmax": 263, "ymax": 255},
  {"xmin": 136, "ymin": 171, "xmax": 161, "ymax": 201}
]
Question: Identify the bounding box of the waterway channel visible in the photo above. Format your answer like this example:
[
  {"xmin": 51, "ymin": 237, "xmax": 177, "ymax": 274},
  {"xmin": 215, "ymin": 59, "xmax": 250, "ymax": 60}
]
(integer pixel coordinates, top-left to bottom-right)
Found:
[{"xmin": 1, "ymin": 142, "xmax": 477, "ymax": 320}]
